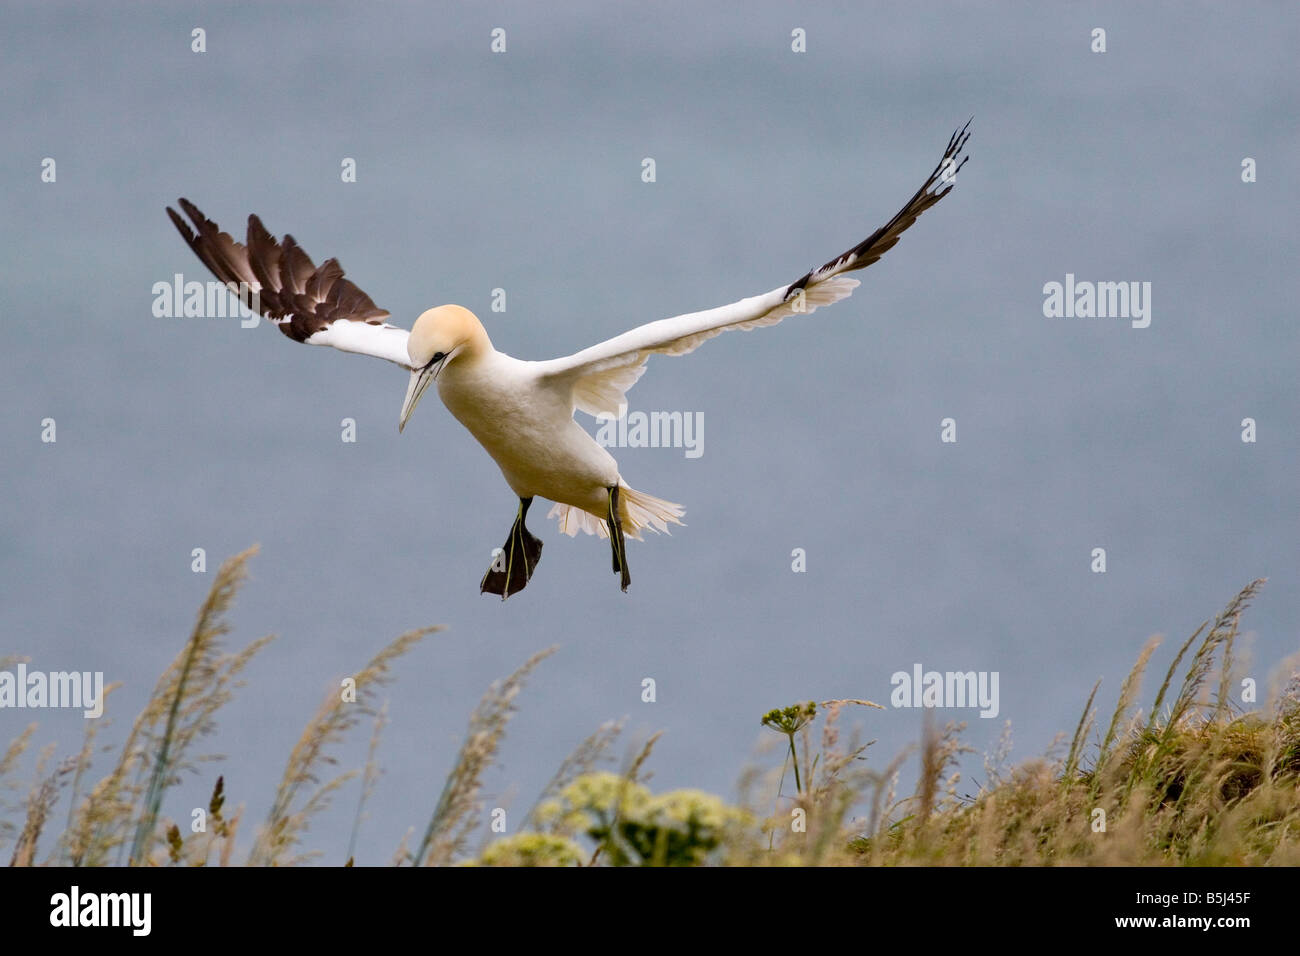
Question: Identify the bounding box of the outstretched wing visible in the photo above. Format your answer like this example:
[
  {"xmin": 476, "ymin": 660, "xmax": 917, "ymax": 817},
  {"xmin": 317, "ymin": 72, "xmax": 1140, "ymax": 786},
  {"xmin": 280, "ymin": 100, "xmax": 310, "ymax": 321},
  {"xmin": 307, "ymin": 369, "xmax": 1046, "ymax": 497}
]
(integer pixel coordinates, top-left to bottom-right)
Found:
[
  {"xmin": 166, "ymin": 199, "xmax": 413, "ymax": 368},
  {"xmin": 535, "ymin": 121, "xmax": 971, "ymax": 418}
]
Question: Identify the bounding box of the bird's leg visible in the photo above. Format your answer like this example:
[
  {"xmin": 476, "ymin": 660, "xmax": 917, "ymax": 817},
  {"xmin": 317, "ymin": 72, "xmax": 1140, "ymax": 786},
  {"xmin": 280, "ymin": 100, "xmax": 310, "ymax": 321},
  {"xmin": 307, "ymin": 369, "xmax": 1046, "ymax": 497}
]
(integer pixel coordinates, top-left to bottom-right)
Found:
[
  {"xmin": 607, "ymin": 485, "xmax": 630, "ymax": 593},
  {"xmin": 480, "ymin": 497, "xmax": 544, "ymax": 600}
]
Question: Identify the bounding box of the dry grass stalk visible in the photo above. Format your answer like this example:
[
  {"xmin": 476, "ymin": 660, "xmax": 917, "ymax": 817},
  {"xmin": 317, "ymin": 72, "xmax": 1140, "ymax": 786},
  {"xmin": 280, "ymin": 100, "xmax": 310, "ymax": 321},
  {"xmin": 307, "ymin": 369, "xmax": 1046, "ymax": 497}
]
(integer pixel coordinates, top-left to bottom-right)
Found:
[
  {"xmin": 412, "ymin": 646, "xmax": 556, "ymax": 867},
  {"xmin": 249, "ymin": 626, "xmax": 435, "ymax": 866}
]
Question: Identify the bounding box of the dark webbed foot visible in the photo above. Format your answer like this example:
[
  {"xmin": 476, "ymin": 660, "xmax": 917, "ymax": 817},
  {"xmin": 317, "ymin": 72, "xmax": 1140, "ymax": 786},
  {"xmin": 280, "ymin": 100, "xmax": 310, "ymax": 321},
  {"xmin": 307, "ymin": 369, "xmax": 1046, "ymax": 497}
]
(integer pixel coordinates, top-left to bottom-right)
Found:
[
  {"xmin": 481, "ymin": 497, "xmax": 543, "ymax": 599},
  {"xmin": 607, "ymin": 486, "xmax": 630, "ymax": 593}
]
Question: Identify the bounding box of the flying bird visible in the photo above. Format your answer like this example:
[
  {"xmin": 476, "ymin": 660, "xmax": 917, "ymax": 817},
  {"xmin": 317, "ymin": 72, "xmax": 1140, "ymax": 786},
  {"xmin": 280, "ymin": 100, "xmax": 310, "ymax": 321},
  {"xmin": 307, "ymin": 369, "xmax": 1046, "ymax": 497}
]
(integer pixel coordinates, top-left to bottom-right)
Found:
[{"xmin": 167, "ymin": 121, "xmax": 970, "ymax": 599}]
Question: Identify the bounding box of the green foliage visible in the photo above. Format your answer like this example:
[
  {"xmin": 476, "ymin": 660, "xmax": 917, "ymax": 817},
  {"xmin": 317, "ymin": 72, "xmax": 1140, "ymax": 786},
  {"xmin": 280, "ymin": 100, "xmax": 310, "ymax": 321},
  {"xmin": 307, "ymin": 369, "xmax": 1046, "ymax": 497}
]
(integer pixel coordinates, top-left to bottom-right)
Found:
[
  {"xmin": 529, "ymin": 772, "xmax": 751, "ymax": 866},
  {"xmin": 470, "ymin": 832, "xmax": 585, "ymax": 867},
  {"xmin": 761, "ymin": 702, "xmax": 817, "ymax": 736}
]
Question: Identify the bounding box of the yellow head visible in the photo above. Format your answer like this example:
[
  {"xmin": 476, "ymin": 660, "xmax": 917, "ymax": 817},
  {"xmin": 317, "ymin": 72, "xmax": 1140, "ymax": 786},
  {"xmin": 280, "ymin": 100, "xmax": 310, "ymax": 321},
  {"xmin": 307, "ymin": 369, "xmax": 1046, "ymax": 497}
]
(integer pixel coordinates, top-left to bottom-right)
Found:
[{"xmin": 399, "ymin": 305, "xmax": 491, "ymax": 432}]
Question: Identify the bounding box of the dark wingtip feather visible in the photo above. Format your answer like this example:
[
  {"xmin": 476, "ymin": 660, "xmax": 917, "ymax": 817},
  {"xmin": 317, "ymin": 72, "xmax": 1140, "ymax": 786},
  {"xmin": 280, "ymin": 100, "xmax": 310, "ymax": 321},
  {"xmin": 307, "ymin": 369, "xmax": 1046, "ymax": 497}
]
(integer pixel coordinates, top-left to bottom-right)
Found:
[
  {"xmin": 167, "ymin": 200, "xmax": 390, "ymax": 347},
  {"xmin": 177, "ymin": 197, "xmax": 208, "ymax": 227},
  {"xmin": 782, "ymin": 121, "xmax": 972, "ymax": 297},
  {"xmin": 165, "ymin": 206, "xmax": 195, "ymax": 243}
]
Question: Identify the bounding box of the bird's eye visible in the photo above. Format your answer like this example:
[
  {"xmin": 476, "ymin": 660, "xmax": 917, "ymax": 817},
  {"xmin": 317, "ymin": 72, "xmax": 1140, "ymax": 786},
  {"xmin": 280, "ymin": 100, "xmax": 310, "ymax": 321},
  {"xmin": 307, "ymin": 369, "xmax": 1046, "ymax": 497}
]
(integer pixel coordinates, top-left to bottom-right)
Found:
[{"xmin": 424, "ymin": 351, "xmax": 445, "ymax": 370}]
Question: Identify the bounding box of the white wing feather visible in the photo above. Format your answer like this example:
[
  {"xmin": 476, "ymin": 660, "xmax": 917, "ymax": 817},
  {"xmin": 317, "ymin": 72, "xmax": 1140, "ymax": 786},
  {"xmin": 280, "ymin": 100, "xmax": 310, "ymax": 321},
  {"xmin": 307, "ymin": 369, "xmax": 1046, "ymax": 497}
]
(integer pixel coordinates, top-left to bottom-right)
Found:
[{"xmin": 536, "ymin": 278, "xmax": 859, "ymax": 418}]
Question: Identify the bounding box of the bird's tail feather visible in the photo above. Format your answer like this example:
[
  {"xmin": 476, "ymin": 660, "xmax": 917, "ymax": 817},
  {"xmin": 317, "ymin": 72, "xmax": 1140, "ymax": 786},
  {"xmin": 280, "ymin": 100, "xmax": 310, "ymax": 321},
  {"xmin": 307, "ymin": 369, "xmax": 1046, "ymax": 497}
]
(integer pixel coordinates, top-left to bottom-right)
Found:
[
  {"xmin": 547, "ymin": 485, "xmax": 685, "ymax": 540},
  {"xmin": 619, "ymin": 485, "xmax": 686, "ymax": 539}
]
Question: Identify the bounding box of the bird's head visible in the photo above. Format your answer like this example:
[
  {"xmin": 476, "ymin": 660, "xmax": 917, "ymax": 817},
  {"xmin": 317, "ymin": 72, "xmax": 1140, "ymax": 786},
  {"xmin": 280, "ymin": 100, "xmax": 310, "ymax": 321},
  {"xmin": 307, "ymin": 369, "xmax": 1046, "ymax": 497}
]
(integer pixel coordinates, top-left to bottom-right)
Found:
[{"xmin": 400, "ymin": 305, "xmax": 490, "ymax": 432}]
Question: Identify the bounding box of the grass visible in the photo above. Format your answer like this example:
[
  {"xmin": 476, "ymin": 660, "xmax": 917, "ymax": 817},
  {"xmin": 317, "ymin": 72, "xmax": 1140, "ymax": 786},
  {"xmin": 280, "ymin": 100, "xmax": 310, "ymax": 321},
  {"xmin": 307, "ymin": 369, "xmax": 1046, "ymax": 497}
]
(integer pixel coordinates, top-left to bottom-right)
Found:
[{"xmin": 3, "ymin": 551, "xmax": 1295, "ymax": 866}]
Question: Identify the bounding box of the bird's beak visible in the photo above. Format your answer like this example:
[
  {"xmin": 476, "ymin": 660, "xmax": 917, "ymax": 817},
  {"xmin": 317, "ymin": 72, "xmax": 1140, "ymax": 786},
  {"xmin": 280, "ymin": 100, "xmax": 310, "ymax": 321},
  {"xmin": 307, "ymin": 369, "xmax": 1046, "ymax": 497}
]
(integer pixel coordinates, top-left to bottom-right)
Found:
[{"xmin": 399, "ymin": 362, "xmax": 439, "ymax": 433}]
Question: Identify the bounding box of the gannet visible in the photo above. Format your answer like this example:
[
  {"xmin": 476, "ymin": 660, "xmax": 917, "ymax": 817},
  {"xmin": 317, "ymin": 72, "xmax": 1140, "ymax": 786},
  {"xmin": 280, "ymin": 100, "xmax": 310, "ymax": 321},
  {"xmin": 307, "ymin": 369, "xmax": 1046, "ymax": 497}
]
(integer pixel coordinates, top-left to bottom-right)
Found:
[{"xmin": 167, "ymin": 122, "xmax": 970, "ymax": 599}]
